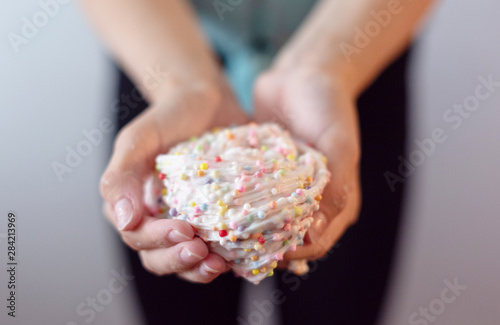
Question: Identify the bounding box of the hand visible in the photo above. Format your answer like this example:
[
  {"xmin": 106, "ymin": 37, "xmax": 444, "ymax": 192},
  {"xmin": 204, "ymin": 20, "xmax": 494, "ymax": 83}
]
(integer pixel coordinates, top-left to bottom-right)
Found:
[
  {"xmin": 101, "ymin": 80, "xmax": 249, "ymax": 283},
  {"xmin": 254, "ymin": 67, "xmax": 361, "ymax": 263}
]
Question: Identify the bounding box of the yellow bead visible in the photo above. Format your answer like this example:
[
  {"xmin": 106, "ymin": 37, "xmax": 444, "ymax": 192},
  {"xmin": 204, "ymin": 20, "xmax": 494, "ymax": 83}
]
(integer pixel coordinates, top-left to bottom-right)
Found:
[
  {"xmin": 259, "ymin": 267, "xmax": 267, "ymax": 273},
  {"xmin": 179, "ymin": 173, "xmax": 187, "ymax": 181},
  {"xmin": 244, "ymin": 249, "xmax": 251, "ymax": 253},
  {"xmin": 218, "ymin": 222, "xmax": 227, "ymax": 230},
  {"xmin": 190, "ymin": 201, "xmax": 196, "ymax": 207},
  {"xmin": 270, "ymin": 261, "xmax": 278, "ymax": 268},
  {"xmin": 174, "ymin": 152, "xmax": 181, "ymax": 155},
  {"xmin": 161, "ymin": 188, "xmax": 167, "ymax": 196},
  {"xmin": 267, "ymin": 270, "xmax": 274, "ymax": 277},
  {"xmin": 217, "ymin": 200, "xmax": 224, "ymax": 206},
  {"xmin": 199, "ymin": 163, "xmax": 208, "ymax": 170},
  {"xmin": 321, "ymin": 156, "xmax": 327, "ymax": 164},
  {"xmin": 229, "ymin": 234, "xmax": 237, "ymax": 242},
  {"xmin": 254, "ymin": 243, "xmax": 262, "ymax": 250},
  {"xmin": 261, "ymin": 145, "xmax": 268, "ymax": 151},
  {"xmin": 295, "ymin": 207, "xmax": 302, "ymax": 217},
  {"xmin": 286, "ymin": 154, "xmax": 295, "ymax": 161},
  {"xmin": 252, "ymin": 269, "xmax": 259, "ymax": 275},
  {"xmin": 212, "ymin": 170, "xmax": 220, "ymax": 178}
]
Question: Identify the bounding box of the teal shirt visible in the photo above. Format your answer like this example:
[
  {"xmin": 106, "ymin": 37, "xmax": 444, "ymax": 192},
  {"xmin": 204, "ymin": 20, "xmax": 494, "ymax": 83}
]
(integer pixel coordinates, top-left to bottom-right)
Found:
[{"xmin": 190, "ymin": 0, "xmax": 317, "ymax": 112}]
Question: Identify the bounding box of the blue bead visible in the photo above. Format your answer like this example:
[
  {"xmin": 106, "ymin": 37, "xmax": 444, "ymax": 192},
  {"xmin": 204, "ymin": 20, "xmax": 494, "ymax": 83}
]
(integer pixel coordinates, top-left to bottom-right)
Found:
[
  {"xmin": 201, "ymin": 203, "xmax": 208, "ymax": 211},
  {"xmin": 234, "ymin": 259, "xmax": 241, "ymax": 264}
]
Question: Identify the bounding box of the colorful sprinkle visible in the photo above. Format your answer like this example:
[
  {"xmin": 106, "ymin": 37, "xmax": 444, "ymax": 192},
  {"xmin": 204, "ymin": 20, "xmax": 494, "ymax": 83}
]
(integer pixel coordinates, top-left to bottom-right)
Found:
[
  {"xmin": 215, "ymin": 156, "xmax": 222, "ymax": 162},
  {"xmin": 219, "ymin": 230, "xmax": 228, "ymax": 237},
  {"xmin": 158, "ymin": 173, "xmax": 166, "ymax": 180},
  {"xmin": 199, "ymin": 163, "xmax": 208, "ymax": 170}
]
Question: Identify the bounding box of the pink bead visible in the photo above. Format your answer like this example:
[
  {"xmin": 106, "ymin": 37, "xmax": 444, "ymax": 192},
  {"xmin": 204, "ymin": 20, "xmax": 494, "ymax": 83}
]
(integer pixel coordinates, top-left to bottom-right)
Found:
[
  {"xmin": 284, "ymin": 216, "xmax": 292, "ymax": 223},
  {"xmin": 249, "ymin": 138, "xmax": 258, "ymax": 146},
  {"xmin": 289, "ymin": 244, "xmax": 297, "ymax": 252},
  {"xmin": 272, "ymin": 233, "xmax": 281, "ymax": 241},
  {"xmin": 242, "ymin": 209, "xmax": 249, "ymax": 216},
  {"xmin": 254, "ymin": 183, "xmax": 262, "ymax": 190},
  {"xmin": 283, "ymin": 224, "xmax": 291, "ymax": 232},
  {"xmin": 249, "ymin": 129, "xmax": 256, "ymax": 136},
  {"xmin": 230, "ymin": 221, "xmax": 238, "ymax": 229},
  {"xmin": 240, "ymin": 175, "xmax": 248, "ymax": 182},
  {"xmin": 254, "ymin": 171, "xmax": 263, "ymax": 178},
  {"xmin": 296, "ymin": 189, "xmax": 303, "ymax": 195},
  {"xmin": 256, "ymin": 160, "xmax": 264, "ymax": 166},
  {"xmin": 194, "ymin": 206, "xmax": 201, "ymax": 214},
  {"xmin": 237, "ymin": 185, "xmax": 246, "ymax": 192},
  {"xmin": 275, "ymin": 252, "xmax": 283, "ymax": 261}
]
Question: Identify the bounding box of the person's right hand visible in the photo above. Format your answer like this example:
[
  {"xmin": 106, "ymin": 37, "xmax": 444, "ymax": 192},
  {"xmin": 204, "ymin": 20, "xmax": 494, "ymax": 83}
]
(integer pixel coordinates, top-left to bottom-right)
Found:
[{"xmin": 101, "ymin": 80, "xmax": 248, "ymax": 283}]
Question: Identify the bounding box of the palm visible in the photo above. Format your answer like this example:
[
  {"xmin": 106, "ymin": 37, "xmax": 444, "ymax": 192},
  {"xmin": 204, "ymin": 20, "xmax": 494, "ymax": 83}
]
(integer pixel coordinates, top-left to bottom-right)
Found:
[{"xmin": 254, "ymin": 70, "xmax": 361, "ymax": 259}]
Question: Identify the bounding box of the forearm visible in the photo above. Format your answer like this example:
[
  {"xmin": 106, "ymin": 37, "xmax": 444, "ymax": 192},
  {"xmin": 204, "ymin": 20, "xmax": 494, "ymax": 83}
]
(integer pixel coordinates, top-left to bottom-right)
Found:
[
  {"xmin": 79, "ymin": 0, "xmax": 221, "ymax": 103},
  {"xmin": 274, "ymin": 0, "xmax": 436, "ymax": 97}
]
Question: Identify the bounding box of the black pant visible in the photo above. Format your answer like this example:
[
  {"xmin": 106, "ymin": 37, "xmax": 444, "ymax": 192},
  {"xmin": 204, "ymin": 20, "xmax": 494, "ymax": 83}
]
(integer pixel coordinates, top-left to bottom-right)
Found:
[{"xmin": 115, "ymin": 50, "xmax": 409, "ymax": 325}]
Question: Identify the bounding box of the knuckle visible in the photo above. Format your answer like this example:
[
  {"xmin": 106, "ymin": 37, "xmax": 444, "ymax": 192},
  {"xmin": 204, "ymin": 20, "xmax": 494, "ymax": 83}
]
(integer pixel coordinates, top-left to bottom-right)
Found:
[{"xmin": 152, "ymin": 227, "xmax": 171, "ymax": 248}]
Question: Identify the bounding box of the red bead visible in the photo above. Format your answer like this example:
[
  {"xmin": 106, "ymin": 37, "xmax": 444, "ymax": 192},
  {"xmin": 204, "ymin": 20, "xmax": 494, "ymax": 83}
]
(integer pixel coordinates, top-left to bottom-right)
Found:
[
  {"xmin": 258, "ymin": 236, "xmax": 265, "ymax": 244},
  {"xmin": 219, "ymin": 230, "xmax": 228, "ymax": 237},
  {"xmin": 158, "ymin": 173, "xmax": 166, "ymax": 180},
  {"xmin": 215, "ymin": 156, "xmax": 222, "ymax": 162}
]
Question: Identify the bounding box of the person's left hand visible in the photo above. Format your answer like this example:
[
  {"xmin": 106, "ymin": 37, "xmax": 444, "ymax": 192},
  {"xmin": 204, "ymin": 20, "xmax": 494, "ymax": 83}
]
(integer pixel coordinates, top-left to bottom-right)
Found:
[{"xmin": 253, "ymin": 67, "xmax": 362, "ymax": 264}]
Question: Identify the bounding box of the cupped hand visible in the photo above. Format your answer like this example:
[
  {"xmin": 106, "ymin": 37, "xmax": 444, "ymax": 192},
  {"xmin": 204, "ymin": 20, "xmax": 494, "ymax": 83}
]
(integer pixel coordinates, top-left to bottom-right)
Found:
[
  {"xmin": 254, "ymin": 68, "xmax": 362, "ymax": 263},
  {"xmin": 101, "ymin": 80, "xmax": 249, "ymax": 283}
]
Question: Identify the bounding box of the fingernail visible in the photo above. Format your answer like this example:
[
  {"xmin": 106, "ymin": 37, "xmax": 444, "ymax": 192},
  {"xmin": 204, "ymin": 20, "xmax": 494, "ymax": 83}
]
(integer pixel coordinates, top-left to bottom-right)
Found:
[
  {"xmin": 203, "ymin": 264, "xmax": 220, "ymax": 274},
  {"xmin": 115, "ymin": 198, "xmax": 133, "ymax": 230},
  {"xmin": 181, "ymin": 248, "xmax": 204, "ymax": 263},
  {"xmin": 169, "ymin": 230, "xmax": 192, "ymax": 242}
]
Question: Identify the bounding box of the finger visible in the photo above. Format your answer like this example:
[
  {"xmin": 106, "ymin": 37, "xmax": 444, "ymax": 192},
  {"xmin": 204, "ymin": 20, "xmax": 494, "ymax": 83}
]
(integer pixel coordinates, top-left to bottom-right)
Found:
[
  {"xmin": 177, "ymin": 253, "xmax": 227, "ymax": 284},
  {"xmin": 284, "ymin": 172, "xmax": 361, "ymax": 261},
  {"xmin": 104, "ymin": 203, "xmax": 195, "ymax": 250},
  {"xmin": 138, "ymin": 237, "xmax": 209, "ymax": 275}
]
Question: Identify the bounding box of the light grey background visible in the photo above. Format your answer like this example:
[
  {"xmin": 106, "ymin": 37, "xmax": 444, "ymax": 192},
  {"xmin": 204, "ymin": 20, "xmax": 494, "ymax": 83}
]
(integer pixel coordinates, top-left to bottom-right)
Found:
[{"xmin": 0, "ymin": 0, "xmax": 498, "ymax": 325}]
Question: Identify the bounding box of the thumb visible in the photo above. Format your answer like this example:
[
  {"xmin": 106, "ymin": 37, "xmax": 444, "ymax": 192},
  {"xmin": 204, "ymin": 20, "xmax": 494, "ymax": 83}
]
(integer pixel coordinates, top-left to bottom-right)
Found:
[
  {"xmin": 253, "ymin": 71, "xmax": 285, "ymax": 123},
  {"xmin": 100, "ymin": 106, "xmax": 166, "ymax": 231}
]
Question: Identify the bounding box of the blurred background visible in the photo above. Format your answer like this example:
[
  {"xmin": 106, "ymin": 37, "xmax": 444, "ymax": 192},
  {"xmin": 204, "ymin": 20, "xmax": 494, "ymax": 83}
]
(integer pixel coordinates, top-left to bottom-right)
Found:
[{"xmin": 1, "ymin": 0, "xmax": 499, "ymax": 324}]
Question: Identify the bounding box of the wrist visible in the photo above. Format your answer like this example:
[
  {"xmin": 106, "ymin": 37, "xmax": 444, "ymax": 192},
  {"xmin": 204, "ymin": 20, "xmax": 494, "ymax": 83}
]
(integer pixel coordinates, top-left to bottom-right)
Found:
[{"xmin": 272, "ymin": 50, "xmax": 360, "ymax": 99}]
